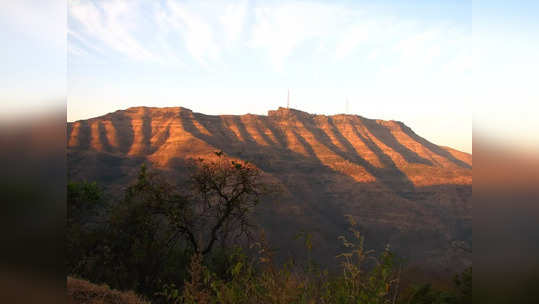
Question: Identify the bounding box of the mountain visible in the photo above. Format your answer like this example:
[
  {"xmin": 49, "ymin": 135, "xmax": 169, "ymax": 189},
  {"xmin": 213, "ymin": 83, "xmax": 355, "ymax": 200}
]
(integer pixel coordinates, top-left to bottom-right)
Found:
[{"xmin": 67, "ymin": 106, "xmax": 471, "ymax": 276}]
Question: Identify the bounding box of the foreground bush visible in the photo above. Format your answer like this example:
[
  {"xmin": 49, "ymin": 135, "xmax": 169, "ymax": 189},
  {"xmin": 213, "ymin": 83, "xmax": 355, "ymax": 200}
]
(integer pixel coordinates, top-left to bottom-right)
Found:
[
  {"xmin": 68, "ymin": 155, "xmax": 270, "ymax": 297},
  {"xmin": 67, "ymin": 155, "xmax": 470, "ymax": 303},
  {"xmin": 67, "ymin": 277, "xmax": 149, "ymax": 304},
  {"xmin": 157, "ymin": 217, "xmax": 399, "ymax": 304}
]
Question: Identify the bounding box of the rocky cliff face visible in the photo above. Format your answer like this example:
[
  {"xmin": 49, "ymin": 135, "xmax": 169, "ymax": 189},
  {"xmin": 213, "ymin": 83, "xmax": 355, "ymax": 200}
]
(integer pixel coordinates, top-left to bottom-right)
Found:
[{"xmin": 67, "ymin": 106, "xmax": 471, "ymax": 274}]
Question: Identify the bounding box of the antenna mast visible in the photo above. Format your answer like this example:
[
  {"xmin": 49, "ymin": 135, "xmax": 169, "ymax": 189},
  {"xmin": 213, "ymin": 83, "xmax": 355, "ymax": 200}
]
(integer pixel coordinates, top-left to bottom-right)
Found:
[
  {"xmin": 345, "ymin": 97, "xmax": 349, "ymax": 114},
  {"xmin": 287, "ymin": 89, "xmax": 290, "ymax": 109}
]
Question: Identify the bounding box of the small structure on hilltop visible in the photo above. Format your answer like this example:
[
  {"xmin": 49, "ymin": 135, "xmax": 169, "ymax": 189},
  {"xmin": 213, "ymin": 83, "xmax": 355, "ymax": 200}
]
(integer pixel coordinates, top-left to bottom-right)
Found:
[{"xmin": 287, "ymin": 88, "xmax": 290, "ymax": 109}]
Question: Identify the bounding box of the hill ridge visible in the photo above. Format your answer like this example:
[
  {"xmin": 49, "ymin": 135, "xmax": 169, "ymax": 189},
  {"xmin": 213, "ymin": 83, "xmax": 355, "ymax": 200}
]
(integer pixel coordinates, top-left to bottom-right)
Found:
[{"xmin": 67, "ymin": 105, "xmax": 471, "ymax": 272}]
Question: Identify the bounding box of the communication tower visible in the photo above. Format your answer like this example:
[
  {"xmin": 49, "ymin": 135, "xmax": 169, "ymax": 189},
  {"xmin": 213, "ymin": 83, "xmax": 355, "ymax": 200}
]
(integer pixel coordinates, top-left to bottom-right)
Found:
[{"xmin": 287, "ymin": 89, "xmax": 290, "ymax": 109}]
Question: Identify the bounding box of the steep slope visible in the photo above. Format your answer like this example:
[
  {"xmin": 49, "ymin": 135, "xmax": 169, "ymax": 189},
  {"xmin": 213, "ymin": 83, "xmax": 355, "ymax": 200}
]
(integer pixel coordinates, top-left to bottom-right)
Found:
[{"xmin": 67, "ymin": 106, "xmax": 471, "ymax": 274}]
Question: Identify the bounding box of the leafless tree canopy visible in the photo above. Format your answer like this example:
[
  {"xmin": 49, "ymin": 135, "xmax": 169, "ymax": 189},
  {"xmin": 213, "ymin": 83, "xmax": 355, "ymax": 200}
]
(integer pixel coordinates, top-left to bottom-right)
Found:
[{"xmin": 166, "ymin": 152, "xmax": 265, "ymax": 256}]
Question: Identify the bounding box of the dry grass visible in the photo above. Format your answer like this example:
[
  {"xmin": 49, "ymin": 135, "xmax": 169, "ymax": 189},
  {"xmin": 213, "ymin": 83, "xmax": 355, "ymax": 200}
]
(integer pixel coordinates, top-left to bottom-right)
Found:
[{"xmin": 67, "ymin": 277, "xmax": 149, "ymax": 304}]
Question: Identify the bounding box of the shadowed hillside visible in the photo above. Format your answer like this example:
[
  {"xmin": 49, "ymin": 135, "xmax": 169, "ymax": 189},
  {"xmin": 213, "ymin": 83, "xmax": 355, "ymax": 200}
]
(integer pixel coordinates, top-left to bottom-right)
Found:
[{"xmin": 67, "ymin": 106, "xmax": 471, "ymax": 274}]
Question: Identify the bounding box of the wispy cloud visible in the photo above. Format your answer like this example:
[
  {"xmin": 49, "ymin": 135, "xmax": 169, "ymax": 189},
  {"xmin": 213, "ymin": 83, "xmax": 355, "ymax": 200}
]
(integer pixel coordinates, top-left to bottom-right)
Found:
[
  {"xmin": 68, "ymin": 29, "xmax": 104, "ymax": 56},
  {"xmin": 335, "ymin": 24, "xmax": 372, "ymax": 60},
  {"xmin": 69, "ymin": 0, "xmax": 161, "ymax": 62},
  {"xmin": 248, "ymin": 1, "xmax": 350, "ymax": 70},
  {"xmin": 220, "ymin": 0, "xmax": 248, "ymax": 46},
  {"xmin": 161, "ymin": 0, "xmax": 221, "ymax": 65},
  {"xmin": 68, "ymin": 0, "xmax": 470, "ymax": 77},
  {"xmin": 67, "ymin": 0, "xmax": 472, "ymax": 153},
  {"xmin": 246, "ymin": 1, "xmax": 469, "ymax": 73},
  {"xmin": 69, "ymin": 0, "xmax": 251, "ymax": 67}
]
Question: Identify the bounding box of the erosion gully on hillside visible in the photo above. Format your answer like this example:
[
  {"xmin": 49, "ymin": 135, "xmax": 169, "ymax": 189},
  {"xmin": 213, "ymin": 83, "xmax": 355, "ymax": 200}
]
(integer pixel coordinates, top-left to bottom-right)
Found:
[{"xmin": 67, "ymin": 106, "xmax": 471, "ymax": 277}]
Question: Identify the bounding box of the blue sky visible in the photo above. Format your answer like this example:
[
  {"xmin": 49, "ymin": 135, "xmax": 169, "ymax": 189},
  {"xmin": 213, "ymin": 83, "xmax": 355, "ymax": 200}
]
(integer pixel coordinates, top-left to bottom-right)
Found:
[
  {"xmin": 66, "ymin": 0, "xmax": 473, "ymax": 152},
  {"xmin": 12, "ymin": 0, "xmax": 539, "ymax": 154}
]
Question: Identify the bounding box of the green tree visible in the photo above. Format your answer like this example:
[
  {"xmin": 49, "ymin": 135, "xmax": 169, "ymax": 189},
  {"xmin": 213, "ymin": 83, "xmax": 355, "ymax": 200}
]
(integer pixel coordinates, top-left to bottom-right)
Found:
[
  {"xmin": 102, "ymin": 164, "xmax": 189, "ymax": 295},
  {"xmin": 405, "ymin": 283, "xmax": 457, "ymax": 304},
  {"xmin": 454, "ymin": 267, "xmax": 471, "ymax": 304},
  {"xmin": 66, "ymin": 181, "xmax": 105, "ymax": 274},
  {"xmin": 73, "ymin": 153, "xmax": 268, "ymax": 298}
]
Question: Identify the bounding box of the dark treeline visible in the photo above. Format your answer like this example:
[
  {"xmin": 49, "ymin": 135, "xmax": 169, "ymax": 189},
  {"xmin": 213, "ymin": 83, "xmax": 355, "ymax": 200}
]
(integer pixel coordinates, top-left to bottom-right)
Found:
[{"xmin": 67, "ymin": 152, "xmax": 471, "ymax": 304}]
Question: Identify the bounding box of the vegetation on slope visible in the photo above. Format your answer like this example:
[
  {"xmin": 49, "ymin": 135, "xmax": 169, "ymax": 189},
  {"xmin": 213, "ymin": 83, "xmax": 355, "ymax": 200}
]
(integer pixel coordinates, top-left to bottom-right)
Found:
[
  {"xmin": 67, "ymin": 152, "xmax": 471, "ymax": 304},
  {"xmin": 68, "ymin": 277, "xmax": 149, "ymax": 304}
]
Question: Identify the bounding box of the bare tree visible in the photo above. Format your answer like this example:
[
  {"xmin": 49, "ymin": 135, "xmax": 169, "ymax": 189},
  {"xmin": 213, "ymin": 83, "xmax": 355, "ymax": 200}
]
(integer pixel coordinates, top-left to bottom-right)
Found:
[{"xmin": 170, "ymin": 151, "xmax": 266, "ymax": 256}]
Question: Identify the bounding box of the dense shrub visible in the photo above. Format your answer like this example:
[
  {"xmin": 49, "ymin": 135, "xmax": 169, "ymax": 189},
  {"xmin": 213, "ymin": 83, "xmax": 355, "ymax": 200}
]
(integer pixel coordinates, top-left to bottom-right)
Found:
[
  {"xmin": 67, "ymin": 277, "xmax": 149, "ymax": 304},
  {"xmin": 156, "ymin": 216, "xmax": 399, "ymax": 304},
  {"xmin": 67, "ymin": 154, "xmax": 471, "ymax": 303}
]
